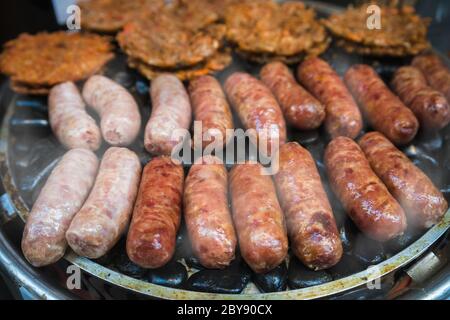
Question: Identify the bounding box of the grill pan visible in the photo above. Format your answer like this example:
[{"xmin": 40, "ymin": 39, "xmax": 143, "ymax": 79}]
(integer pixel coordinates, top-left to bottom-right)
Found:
[{"xmin": 0, "ymin": 3, "xmax": 450, "ymax": 300}]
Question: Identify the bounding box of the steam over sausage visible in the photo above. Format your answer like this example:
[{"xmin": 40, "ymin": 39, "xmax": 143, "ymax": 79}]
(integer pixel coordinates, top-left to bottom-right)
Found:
[
  {"xmin": 359, "ymin": 131, "xmax": 448, "ymax": 229},
  {"xmin": 391, "ymin": 66, "xmax": 450, "ymax": 130},
  {"xmin": 324, "ymin": 137, "xmax": 407, "ymax": 241},
  {"xmin": 183, "ymin": 156, "xmax": 237, "ymax": 269},
  {"xmin": 188, "ymin": 75, "xmax": 234, "ymax": 150},
  {"xmin": 260, "ymin": 61, "xmax": 325, "ymax": 130},
  {"xmin": 66, "ymin": 147, "xmax": 141, "ymax": 259},
  {"xmin": 22, "ymin": 148, "xmax": 99, "ymax": 267},
  {"xmin": 48, "ymin": 82, "xmax": 101, "ymax": 151},
  {"xmin": 344, "ymin": 64, "xmax": 419, "ymax": 145},
  {"xmin": 145, "ymin": 74, "xmax": 192, "ymax": 155},
  {"xmin": 126, "ymin": 156, "xmax": 184, "ymax": 268},
  {"xmin": 224, "ymin": 72, "xmax": 286, "ymax": 157},
  {"xmin": 229, "ymin": 162, "xmax": 288, "ymax": 273},
  {"xmin": 297, "ymin": 57, "xmax": 363, "ymax": 139},
  {"xmin": 274, "ymin": 142, "xmax": 342, "ymax": 270},
  {"xmin": 82, "ymin": 75, "xmax": 141, "ymax": 146},
  {"xmin": 412, "ymin": 54, "xmax": 450, "ymax": 102}
]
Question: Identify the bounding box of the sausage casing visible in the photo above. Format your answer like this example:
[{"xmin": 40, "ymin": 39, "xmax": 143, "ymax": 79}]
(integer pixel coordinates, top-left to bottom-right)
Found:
[
  {"xmin": 224, "ymin": 72, "xmax": 286, "ymax": 157},
  {"xmin": 82, "ymin": 75, "xmax": 141, "ymax": 146},
  {"xmin": 344, "ymin": 64, "xmax": 419, "ymax": 145},
  {"xmin": 297, "ymin": 57, "xmax": 363, "ymax": 139},
  {"xmin": 126, "ymin": 156, "xmax": 184, "ymax": 268},
  {"xmin": 183, "ymin": 156, "xmax": 237, "ymax": 269},
  {"xmin": 324, "ymin": 137, "xmax": 407, "ymax": 241},
  {"xmin": 66, "ymin": 147, "xmax": 141, "ymax": 258},
  {"xmin": 145, "ymin": 74, "xmax": 192, "ymax": 155},
  {"xmin": 359, "ymin": 131, "xmax": 448, "ymax": 229},
  {"xmin": 260, "ymin": 61, "xmax": 325, "ymax": 130},
  {"xmin": 49, "ymin": 82, "xmax": 101, "ymax": 151},
  {"xmin": 412, "ymin": 54, "xmax": 450, "ymax": 102},
  {"xmin": 22, "ymin": 149, "xmax": 99, "ymax": 267},
  {"xmin": 229, "ymin": 162, "xmax": 288, "ymax": 273},
  {"xmin": 391, "ymin": 66, "xmax": 450, "ymax": 130},
  {"xmin": 188, "ymin": 75, "xmax": 234, "ymax": 150},
  {"xmin": 274, "ymin": 142, "xmax": 342, "ymax": 270}
]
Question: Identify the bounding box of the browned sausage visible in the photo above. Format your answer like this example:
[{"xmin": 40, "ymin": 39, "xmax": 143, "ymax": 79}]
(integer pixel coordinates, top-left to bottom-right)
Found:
[
  {"xmin": 260, "ymin": 61, "xmax": 325, "ymax": 130},
  {"xmin": 188, "ymin": 75, "xmax": 234, "ymax": 150},
  {"xmin": 412, "ymin": 53, "xmax": 450, "ymax": 102},
  {"xmin": 344, "ymin": 64, "xmax": 419, "ymax": 145},
  {"xmin": 359, "ymin": 131, "xmax": 448, "ymax": 229},
  {"xmin": 324, "ymin": 137, "xmax": 407, "ymax": 241},
  {"xmin": 66, "ymin": 147, "xmax": 141, "ymax": 258},
  {"xmin": 391, "ymin": 66, "xmax": 450, "ymax": 130},
  {"xmin": 274, "ymin": 142, "xmax": 342, "ymax": 270},
  {"xmin": 297, "ymin": 57, "xmax": 363, "ymax": 139},
  {"xmin": 126, "ymin": 156, "xmax": 184, "ymax": 268},
  {"xmin": 229, "ymin": 162, "xmax": 288, "ymax": 273},
  {"xmin": 224, "ymin": 72, "xmax": 286, "ymax": 157},
  {"xmin": 183, "ymin": 156, "xmax": 237, "ymax": 269},
  {"xmin": 21, "ymin": 149, "xmax": 99, "ymax": 267}
]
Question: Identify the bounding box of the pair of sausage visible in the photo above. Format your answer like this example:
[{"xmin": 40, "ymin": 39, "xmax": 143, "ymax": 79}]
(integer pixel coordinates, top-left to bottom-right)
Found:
[
  {"xmin": 297, "ymin": 57, "xmax": 363, "ymax": 139},
  {"xmin": 224, "ymin": 72, "xmax": 286, "ymax": 157},
  {"xmin": 344, "ymin": 64, "xmax": 419, "ymax": 145},
  {"xmin": 391, "ymin": 66, "xmax": 450, "ymax": 130},
  {"xmin": 412, "ymin": 54, "xmax": 450, "ymax": 102},
  {"xmin": 49, "ymin": 75, "xmax": 142, "ymax": 150},
  {"xmin": 260, "ymin": 61, "xmax": 325, "ymax": 130}
]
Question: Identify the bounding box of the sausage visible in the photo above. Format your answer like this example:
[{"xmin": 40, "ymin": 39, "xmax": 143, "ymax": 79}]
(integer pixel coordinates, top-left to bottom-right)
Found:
[
  {"xmin": 273, "ymin": 142, "xmax": 342, "ymax": 270},
  {"xmin": 359, "ymin": 131, "xmax": 448, "ymax": 229},
  {"xmin": 82, "ymin": 75, "xmax": 141, "ymax": 146},
  {"xmin": 183, "ymin": 156, "xmax": 237, "ymax": 269},
  {"xmin": 126, "ymin": 156, "xmax": 184, "ymax": 268},
  {"xmin": 145, "ymin": 74, "xmax": 192, "ymax": 155},
  {"xmin": 260, "ymin": 61, "xmax": 325, "ymax": 130},
  {"xmin": 297, "ymin": 57, "xmax": 363, "ymax": 139},
  {"xmin": 391, "ymin": 66, "xmax": 450, "ymax": 130},
  {"xmin": 224, "ymin": 72, "xmax": 286, "ymax": 157},
  {"xmin": 412, "ymin": 54, "xmax": 450, "ymax": 102},
  {"xmin": 344, "ymin": 64, "xmax": 419, "ymax": 145},
  {"xmin": 22, "ymin": 149, "xmax": 98, "ymax": 267},
  {"xmin": 229, "ymin": 162, "xmax": 288, "ymax": 273},
  {"xmin": 188, "ymin": 76, "xmax": 234, "ymax": 150},
  {"xmin": 66, "ymin": 147, "xmax": 141, "ymax": 258},
  {"xmin": 324, "ymin": 137, "xmax": 407, "ymax": 241},
  {"xmin": 48, "ymin": 82, "xmax": 101, "ymax": 151}
]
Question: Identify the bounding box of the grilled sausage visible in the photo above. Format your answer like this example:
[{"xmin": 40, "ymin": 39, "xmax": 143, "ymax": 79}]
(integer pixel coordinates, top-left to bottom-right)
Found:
[
  {"xmin": 66, "ymin": 147, "xmax": 141, "ymax": 259},
  {"xmin": 391, "ymin": 66, "xmax": 450, "ymax": 130},
  {"xmin": 82, "ymin": 75, "xmax": 141, "ymax": 146},
  {"xmin": 274, "ymin": 142, "xmax": 342, "ymax": 270},
  {"xmin": 324, "ymin": 137, "xmax": 407, "ymax": 241},
  {"xmin": 359, "ymin": 131, "xmax": 448, "ymax": 229},
  {"xmin": 297, "ymin": 57, "xmax": 363, "ymax": 139},
  {"xmin": 344, "ymin": 64, "xmax": 419, "ymax": 145},
  {"xmin": 412, "ymin": 54, "xmax": 450, "ymax": 102},
  {"xmin": 126, "ymin": 156, "xmax": 184, "ymax": 268},
  {"xmin": 229, "ymin": 162, "xmax": 288, "ymax": 273},
  {"xmin": 188, "ymin": 76, "xmax": 234, "ymax": 150},
  {"xmin": 48, "ymin": 82, "xmax": 101, "ymax": 151},
  {"xmin": 260, "ymin": 61, "xmax": 325, "ymax": 130},
  {"xmin": 145, "ymin": 74, "xmax": 192, "ymax": 155},
  {"xmin": 183, "ymin": 156, "xmax": 237, "ymax": 269},
  {"xmin": 22, "ymin": 149, "xmax": 98, "ymax": 267},
  {"xmin": 224, "ymin": 72, "xmax": 286, "ymax": 157}
]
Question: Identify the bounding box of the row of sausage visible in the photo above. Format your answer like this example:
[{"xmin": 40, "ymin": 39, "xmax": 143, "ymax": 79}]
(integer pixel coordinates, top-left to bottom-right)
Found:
[
  {"xmin": 49, "ymin": 54, "xmax": 450, "ymax": 157},
  {"xmin": 21, "ymin": 131, "xmax": 448, "ymax": 273}
]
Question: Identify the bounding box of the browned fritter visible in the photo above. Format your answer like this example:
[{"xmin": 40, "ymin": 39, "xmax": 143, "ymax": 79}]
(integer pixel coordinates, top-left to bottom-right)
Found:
[
  {"xmin": 323, "ymin": 4, "xmax": 430, "ymax": 56},
  {"xmin": 225, "ymin": 0, "xmax": 328, "ymax": 56},
  {"xmin": 117, "ymin": 2, "xmax": 225, "ymax": 69},
  {"xmin": 78, "ymin": 0, "xmax": 164, "ymax": 32},
  {"xmin": 10, "ymin": 81, "xmax": 52, "ymax": 95},
  {"xmin": 128, "ymin": 49, "xmax": 232, "ymax": 81},
  {"xmin": 0, "ymin": 32, "xmax": 114, "ymax": 91}
]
